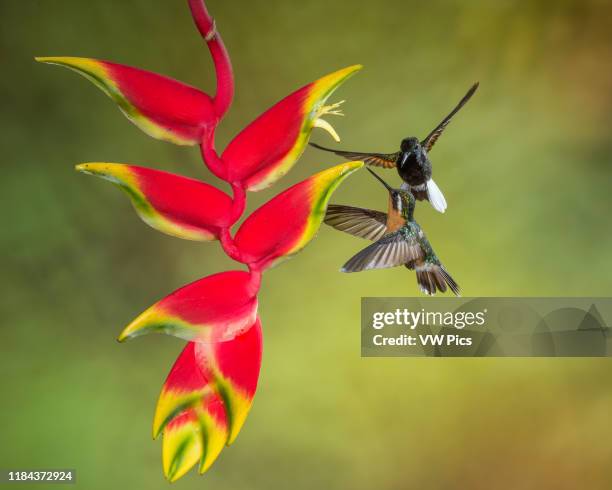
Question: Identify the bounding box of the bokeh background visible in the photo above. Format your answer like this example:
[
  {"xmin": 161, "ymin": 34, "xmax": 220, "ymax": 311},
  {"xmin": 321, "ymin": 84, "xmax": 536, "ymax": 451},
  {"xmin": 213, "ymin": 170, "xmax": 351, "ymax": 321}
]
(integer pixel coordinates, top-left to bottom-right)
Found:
[{"xmin": 2, "ymin": 0, "xmax": 612, "ymax": 488}]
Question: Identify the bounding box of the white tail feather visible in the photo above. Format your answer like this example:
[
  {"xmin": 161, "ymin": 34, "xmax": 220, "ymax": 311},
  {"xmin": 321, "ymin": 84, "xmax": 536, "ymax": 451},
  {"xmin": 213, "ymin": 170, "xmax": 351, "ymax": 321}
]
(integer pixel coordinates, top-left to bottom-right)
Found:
[{"xmin": 427, "ymin": 178, "xmax": 447, "ymax": 213}]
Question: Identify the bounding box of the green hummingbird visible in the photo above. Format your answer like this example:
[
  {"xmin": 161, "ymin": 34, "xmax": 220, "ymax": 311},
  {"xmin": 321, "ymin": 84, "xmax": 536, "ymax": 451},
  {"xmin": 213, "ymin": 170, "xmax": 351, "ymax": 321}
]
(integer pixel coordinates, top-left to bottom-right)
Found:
[
  {"xmin": 325, "ymin": 168, "xmax": 460, "ymax": 296},
  {"xmin": 311, "ymin": 82, "xmax": 479, "ymax": 214}
]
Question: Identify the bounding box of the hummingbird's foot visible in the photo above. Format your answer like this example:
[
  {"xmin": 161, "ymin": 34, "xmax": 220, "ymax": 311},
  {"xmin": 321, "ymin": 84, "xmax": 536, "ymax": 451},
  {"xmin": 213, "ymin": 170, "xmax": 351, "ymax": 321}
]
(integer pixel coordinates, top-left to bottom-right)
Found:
[{"xmin": 313, "ymin": 100, "xmax": 346, "ymax": 142}]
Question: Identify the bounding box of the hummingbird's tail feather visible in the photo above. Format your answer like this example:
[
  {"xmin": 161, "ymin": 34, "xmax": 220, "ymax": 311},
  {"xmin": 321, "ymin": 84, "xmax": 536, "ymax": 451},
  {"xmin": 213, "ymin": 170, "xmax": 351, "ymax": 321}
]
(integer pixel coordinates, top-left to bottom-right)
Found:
[
  {"xmin": 426, "ymin": 178, "xmax": 447, "ymax": 213},
  {"xmin": 414, "ymin": 263, "xmax": 460, "ymax": 296}
]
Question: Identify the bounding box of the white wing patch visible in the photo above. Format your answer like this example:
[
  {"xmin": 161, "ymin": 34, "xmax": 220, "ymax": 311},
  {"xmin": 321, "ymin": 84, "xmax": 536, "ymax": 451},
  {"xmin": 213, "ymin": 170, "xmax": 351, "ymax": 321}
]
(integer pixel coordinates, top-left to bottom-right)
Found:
[{"xmin": 426, "ymin": 178, "xmax": 447, "ymax": 213}]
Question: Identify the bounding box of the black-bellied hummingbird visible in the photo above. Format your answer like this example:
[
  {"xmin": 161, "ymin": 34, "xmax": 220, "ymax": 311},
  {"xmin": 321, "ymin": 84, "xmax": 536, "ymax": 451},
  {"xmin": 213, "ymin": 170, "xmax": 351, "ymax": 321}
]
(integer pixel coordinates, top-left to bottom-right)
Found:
[{"xmin": 311, "ymin": 82, "xmax": 479, "ymax": 214}]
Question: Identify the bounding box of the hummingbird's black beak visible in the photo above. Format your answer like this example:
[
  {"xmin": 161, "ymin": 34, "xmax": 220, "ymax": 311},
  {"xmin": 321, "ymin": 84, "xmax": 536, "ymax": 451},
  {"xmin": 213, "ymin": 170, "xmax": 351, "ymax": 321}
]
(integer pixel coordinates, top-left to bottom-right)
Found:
[
  {"xmin": 366, "ymin": 168, "xmax": 393, "ymax": 193},
  {"xmin": 398, "ymin": 153, "xmax": 409, "ymax": 167}
]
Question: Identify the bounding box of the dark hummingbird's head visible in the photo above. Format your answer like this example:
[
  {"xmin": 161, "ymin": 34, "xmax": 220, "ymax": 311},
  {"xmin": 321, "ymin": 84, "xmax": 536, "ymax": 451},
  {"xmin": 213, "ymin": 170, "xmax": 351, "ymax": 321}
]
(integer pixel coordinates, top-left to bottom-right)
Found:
[
  {"xmin": 366, "ymin": 168, "xmax": 414, "ymax": 218},
  {"xmin": 400, "ymin": 136, "xmax": 420, "ymax": 153}
]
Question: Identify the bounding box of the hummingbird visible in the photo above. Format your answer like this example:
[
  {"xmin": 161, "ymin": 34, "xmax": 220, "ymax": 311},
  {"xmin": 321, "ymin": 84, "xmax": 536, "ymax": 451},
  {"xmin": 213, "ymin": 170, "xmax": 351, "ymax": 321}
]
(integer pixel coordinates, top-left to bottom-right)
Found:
[
  {"xmin": 325, "ymin": 168, "xmax": 460, "ymax": 296},
  {"xmin": 311, "ymin": 82, "xmax": 479, "ymax": 214}
]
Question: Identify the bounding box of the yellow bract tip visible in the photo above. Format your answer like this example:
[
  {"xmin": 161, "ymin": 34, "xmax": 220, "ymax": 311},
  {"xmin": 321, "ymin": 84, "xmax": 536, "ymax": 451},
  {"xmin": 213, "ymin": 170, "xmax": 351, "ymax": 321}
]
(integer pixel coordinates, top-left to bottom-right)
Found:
[
  {"xmin": 34, "ymin": 56, "xmax": 62, "ymax": 63},
  {"xmin": 309, "ymin": 64, "xmax": 362, "ymax": 105},
  {"xmin": 74, "ymin": 163, "xmax": 135, "ymax": 187},
  {"xmin": 75, "ymin": 162, "xmax": 113, "ymax": 175},
  {"xmin": 117, "ymin": 310, "xmax": 153, "ymax": 342}
]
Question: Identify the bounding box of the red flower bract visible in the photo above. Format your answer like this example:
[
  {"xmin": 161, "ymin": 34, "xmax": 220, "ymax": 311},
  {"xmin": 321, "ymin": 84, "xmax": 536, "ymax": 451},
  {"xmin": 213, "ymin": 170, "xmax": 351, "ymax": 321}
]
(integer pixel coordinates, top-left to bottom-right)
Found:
[
  {"xmin": 118, "ymin": 270, "xmax": 260, "ymax": 344},
  {"xmin": 76, "ymin": 163, "xmax": 234, "ymax": 241},
  {"xmin": 221, "ymin": 65, "xmax": 361, "ymax": 191},
  {"xmin": 234, "ymin": 161, "xmax": 363, "ymax": 270},
  {"xmin": 36, "ymin": 57, "xmax": 218, "ymax": 146},
  {"xmin": 39, "ymin": 0, "xmax": 363, "ymax": 481},
  {"xmin": 157, "ymin": 319, "xmax": 262, "ymax": 481}
]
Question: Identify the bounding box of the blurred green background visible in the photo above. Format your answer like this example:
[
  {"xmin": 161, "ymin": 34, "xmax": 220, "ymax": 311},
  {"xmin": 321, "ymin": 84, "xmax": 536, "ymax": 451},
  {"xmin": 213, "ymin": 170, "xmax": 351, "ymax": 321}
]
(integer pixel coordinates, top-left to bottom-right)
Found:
[{"xmin": 2, "ymin": 0, "xmax": 612, "ymax": 488}]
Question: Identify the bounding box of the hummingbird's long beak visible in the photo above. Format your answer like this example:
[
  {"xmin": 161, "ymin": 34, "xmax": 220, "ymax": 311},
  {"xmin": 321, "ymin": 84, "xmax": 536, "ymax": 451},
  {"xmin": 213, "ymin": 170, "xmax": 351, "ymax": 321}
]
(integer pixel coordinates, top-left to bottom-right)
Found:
[
  {"xmin": 366, "ymin": 168, "xmax": 393, "ymax": 193},
  {"xmin": 398, "ymin": 153, "xmax": 409, "ymax": 167}
]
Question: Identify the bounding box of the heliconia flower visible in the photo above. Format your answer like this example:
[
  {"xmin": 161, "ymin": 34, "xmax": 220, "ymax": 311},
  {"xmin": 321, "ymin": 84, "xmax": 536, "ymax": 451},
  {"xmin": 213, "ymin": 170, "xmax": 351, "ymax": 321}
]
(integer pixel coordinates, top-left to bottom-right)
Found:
[
  {"xmin": 156, "ymin": 319, "xmax": 263, "ymax": 481},
  {"xmin": 234, "ymin": 161, "xmax": 364, "ymax": 270},
  {"xmin": 76, "ymin": 163, "xmax": 234, "ymax": 241},
  {"xmin": 42, "ymin": 0, "xmax": 369, "ymax": 483},
  {"xmin": 220, "ymin": 65, "xmax": 362, "ymax": 191},
  {"xmin": 35, "ymin": 57, "xmax": 220, "ymax": 145},
  {"xmin": 118, "ymin": 270, "xmax": 260, "ymax": 343}
]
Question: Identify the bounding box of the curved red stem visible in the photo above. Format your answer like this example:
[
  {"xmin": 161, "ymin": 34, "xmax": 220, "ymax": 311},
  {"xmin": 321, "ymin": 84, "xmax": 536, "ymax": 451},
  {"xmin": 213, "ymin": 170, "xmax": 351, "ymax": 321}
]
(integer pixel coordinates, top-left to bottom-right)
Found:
[
  {"xmin": 200, "ymin": 127, "xmax": 227, "ymax": 180},
  {"xmin": 247, "ymin": 267, "xmax": 262, "ymax": 294},
  {"xmin": 217, "ymin": 182, "xmax": 246, "ymax": 261},
  {"xmin": 229, "ymin": 182, "xmax": 246, "ymax": 224},
  {"xmin": 187, "ymin": 0, "xmax": 234, "ymax": 118},
  {"xmin": 189, "ymin": 1, "xmax": 256, "ymax": 285},
  {"xmin": 219, "ymin": 227, "xmax": 243, "ymax": 263},
  {"xmin": 201, "ymin": 128, "xmax": 245, "ymax": 224}
]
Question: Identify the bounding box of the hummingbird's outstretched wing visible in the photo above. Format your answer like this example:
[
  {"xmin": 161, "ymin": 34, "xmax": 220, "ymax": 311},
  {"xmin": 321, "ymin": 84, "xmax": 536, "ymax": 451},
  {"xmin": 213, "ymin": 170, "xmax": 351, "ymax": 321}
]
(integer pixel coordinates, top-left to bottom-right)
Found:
[
  {"xmin": 421, "ymin": 82, "xmax": 479, "ymax": 152},
  {"xmin": 310, "ymin": 142, "xmax": 399, "ymax": 169},
  {"xmin": 325, "ymin": 205, "xmax": 388, "ymax": 241},
  {"xmin": 341, "ymin": 231, "xmax": 423, "ymax": 273}
]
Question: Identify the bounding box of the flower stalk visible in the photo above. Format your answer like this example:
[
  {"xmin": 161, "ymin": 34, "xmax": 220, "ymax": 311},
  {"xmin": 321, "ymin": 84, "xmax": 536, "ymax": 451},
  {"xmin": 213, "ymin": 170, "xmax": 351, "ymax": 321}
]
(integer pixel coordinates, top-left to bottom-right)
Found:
[{"xmin": 187, "ymin": 0, "xmax": 234, "ymax": 119}]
